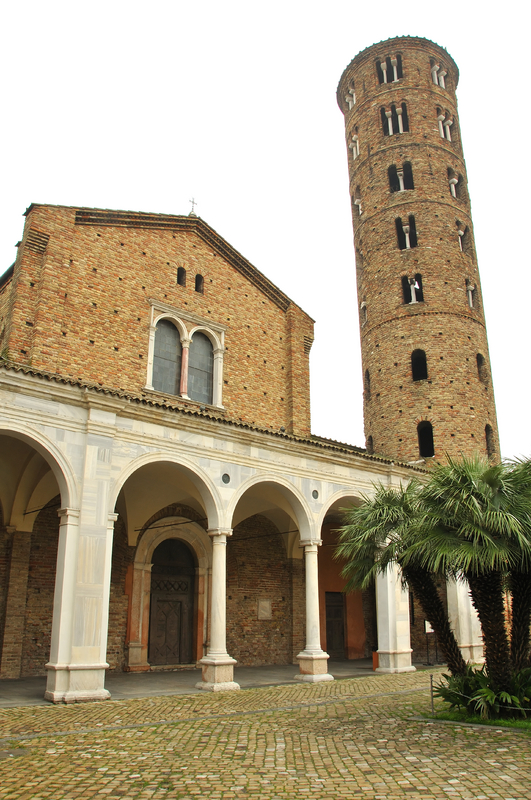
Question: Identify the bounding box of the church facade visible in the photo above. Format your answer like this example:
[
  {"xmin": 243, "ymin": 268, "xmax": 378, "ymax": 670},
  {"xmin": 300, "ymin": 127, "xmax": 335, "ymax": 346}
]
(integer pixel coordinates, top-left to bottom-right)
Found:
[{"xmin": 0, "ymin": 36, "xmax": 487, "ymax": 704}]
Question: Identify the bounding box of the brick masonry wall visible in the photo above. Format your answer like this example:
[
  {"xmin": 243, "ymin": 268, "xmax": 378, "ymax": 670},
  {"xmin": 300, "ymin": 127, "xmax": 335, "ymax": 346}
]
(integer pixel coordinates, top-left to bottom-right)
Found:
[
  {"xmin": 4, "ymin": 207, "xmax": 313, "ymax": 436},
  {"xmin": 21, "ymin": 498, "xmax": 60, "ymax": 677},
  {"xmin": 337, "ymin": 37, "xmax": 500, "ymax": 462},
  {"xmin": 409, "ymin": 578, "xmax": 448, "ymax": 665},
  {"xmin": 106, "ymin": 515, "xmax": 135, "ymax": 672},
  {"xmin": 0, "ymin": 508, "xmax": 12, "ymax": 666},
  {"xmin": 226, "ymin": 514, "xmax": 296, "ymax": 665}
]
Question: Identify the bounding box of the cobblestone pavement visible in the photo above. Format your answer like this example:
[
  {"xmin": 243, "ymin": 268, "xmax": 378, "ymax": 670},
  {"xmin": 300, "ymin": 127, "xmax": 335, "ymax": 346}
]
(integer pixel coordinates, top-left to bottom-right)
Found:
[{"xmin": 0, "ymin": 669, "xmax": 530, "ymax": 799}]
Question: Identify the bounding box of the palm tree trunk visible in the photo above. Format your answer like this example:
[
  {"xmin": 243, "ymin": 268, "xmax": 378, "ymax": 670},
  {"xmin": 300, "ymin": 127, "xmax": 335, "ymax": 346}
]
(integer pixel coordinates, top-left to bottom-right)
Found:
[
  {"xmin": 403, "ymin": 565, "xmax": 467, "ymax": 676},
  {"xmin": 467, "ymin": 571, "xmax": 512, "ymax": 692},
  {"xmin": 509, "ymin": 569, "xmax": 531, "ymax": 672}
]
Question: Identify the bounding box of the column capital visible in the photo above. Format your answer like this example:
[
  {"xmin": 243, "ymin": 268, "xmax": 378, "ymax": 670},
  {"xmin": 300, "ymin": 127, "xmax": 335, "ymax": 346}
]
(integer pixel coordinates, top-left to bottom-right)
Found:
[
  {"xmin": 57, "ymin": 508, "xmax": 80, "ymax": 521},
  {"xmin": 299, "ymin": 539, "xmax": 322, "ymax": 548},
  {"xmin": 208, "ymin": 528, "xmax": 233, "ymax": 539}
]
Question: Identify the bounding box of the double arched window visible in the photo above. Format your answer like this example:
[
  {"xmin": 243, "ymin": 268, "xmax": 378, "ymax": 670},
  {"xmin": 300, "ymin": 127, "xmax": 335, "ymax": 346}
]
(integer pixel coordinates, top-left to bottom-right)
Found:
[{"xmin": 148, "ymin": 308, "xmax": 225, "ymax": 407}]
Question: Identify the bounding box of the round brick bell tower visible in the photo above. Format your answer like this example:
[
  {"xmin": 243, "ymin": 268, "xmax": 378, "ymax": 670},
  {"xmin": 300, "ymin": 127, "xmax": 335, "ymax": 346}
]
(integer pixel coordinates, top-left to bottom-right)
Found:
[{"xmin": 337, "ymin": 37, "xmax": 500, "ymax": 464}]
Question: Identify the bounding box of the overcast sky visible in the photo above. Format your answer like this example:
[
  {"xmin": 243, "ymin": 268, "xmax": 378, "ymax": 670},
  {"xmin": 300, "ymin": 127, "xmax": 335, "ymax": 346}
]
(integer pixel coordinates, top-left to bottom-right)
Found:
[{"xmin": 1, "ymin": 1, "xmax": 529, "ymax": 460}]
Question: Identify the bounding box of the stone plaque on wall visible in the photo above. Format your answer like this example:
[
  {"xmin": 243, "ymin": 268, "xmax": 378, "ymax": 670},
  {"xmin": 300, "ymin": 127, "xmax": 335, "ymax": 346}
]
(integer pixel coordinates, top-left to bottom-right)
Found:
[{"xmin": 257, "ymin": 599, "xmax": 272, "ymax": 620}]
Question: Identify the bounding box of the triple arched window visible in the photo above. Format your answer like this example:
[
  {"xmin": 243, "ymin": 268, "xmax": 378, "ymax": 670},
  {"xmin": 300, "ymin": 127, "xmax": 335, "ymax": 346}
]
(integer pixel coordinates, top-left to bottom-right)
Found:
[
  {"xmin": 381, "ymin": 104, "xmax": 409, "ymax": 135},
  {"xmin": 147, "ymin": 304, "xmax": 225, "ymax": 407}
]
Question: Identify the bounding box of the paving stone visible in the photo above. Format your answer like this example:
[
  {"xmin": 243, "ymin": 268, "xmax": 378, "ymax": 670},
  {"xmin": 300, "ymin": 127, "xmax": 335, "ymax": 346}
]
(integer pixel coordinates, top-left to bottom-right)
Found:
[{"xmin": 0, "ymin": 670, "xmax": 530, "ymax": 799}]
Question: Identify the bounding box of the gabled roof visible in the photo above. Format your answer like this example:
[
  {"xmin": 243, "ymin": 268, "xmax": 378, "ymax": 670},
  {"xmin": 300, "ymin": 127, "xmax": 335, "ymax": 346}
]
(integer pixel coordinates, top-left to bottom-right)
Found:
[{"xmin": 24, "ymin": 204, "xmax": 311, "ymax": 316}]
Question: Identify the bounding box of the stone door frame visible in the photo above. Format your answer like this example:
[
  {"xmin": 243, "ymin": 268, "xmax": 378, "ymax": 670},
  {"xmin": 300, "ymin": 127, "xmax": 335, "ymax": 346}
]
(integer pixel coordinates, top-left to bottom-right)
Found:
[{"xmin": 126, "ymin": 517, "xmax": 211, "ymax": 671}]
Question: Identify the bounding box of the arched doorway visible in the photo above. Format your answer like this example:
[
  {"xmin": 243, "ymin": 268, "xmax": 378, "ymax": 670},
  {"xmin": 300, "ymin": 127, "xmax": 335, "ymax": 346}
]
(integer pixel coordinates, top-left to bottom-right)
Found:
[{"xmin": 148, "ymin": 538, "xmax": 196, "ymax": 665}]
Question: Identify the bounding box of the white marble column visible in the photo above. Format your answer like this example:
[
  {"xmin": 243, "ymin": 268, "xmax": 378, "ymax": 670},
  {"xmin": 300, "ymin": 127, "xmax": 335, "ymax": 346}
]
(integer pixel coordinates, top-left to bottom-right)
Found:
[
  {"xmin": 375, "ymin": 565, "xmax": 416, "ymax": 673},
  {"xmin": 296, "ymin": 540, "xmax": 333, "ymax": 682},
  {"xmin": 197, "ymin": 528, "xmax": 239, "ymax": 691},
  {"xmin": 45, "ymin": 509, "xmax": 117, "ymax": 703},
  {"xmin": 446, "ymin": 578, "xmax": 484, "ymax": 663}
]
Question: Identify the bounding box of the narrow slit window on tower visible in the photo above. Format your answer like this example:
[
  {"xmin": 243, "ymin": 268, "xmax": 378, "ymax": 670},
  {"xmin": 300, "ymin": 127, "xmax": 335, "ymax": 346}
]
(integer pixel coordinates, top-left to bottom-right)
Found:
[
  {"xmin": 366, "ymin": 435, "xmax": 374, "ymax": 455},
  {"xmin": 411, "ymin": 349, "xmax": 428, "ymax": 381},
  {"xmin": 364, "ymin": 369, "xmax": 371, "ymax": 400},
  {"xmin": 485, "ymin": 424, "xmax": 495, "ymax": 459},
  {"xmin": 477, "ymin": 353, "xmax": 488, "ymax": 384},
  {"xmin": 360, "ymin": 301, "xmax": 367, "ymax": 325},
  {"xmin": 418, "ymin": 421, "xmax": 435, "ymax": 458},
  {"xmin": 195, "ymin": 274, "xmax": 204, "ymax": 293},
  {"xmin": 177, "ymin": 267, "xmax": 186, "ymax": 286}
]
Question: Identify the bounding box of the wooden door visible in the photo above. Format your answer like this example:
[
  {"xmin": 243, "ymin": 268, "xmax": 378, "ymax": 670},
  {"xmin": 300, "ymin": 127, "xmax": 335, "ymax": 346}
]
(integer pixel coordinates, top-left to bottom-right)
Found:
[
  {"xmin": 325, "ymin": 591, "xmax": 345, "ymax": 659},
  {"xmin": 148, "ymin": 538, "xmax": 195, "ymax": 665}
]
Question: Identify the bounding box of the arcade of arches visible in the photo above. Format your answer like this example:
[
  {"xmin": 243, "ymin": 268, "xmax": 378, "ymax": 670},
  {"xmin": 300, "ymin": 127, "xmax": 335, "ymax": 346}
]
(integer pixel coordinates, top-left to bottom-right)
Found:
[{"xmin": 0, "ymin": 374, "xmax": 483, "ymax": 703}]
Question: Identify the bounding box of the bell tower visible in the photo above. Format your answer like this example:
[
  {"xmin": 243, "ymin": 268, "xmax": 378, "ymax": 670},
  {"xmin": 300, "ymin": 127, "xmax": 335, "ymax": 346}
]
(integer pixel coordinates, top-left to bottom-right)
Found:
[{"xmin": 337, "ymin": 37, "xmax": 500, "ymax": 463}]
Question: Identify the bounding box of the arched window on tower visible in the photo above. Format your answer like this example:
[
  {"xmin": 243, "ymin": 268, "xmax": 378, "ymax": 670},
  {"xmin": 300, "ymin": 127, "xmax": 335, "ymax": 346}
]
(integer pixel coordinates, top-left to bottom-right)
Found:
[
  {"xmin": 188, "ymin": 332, "xmax": 213, "ymax": 404},
  {"xmin": 344, "ymin": 82, "xmax": 356, "ymax": 110},
  {"xmin": 152, "ymin": 319, "xmax": 182, "ymax": 395},
  {"xmin": 437, "ymin": 108, "xmax": 453, "ymax": 141},
  {"xmin": 457, "ymin": 221, "xmax": 472, "ymax": 254},
  {"xmin": 447, "ymin": 168, "xmax": 465, "ymax": 200},
  {"xmin": 418, "ymin": 421, "xmax": 435, "ymax": 458},
  {"xmin": 195, "ymin": 274, "xmax": 204, "ymax": 293},
  {"xmin": 485, "ymin": 425, "xmax": 495, "ymax": 460},
  {"xmin": 366, "ymin": 435, "xmax": 374, "ymax": 455},
  {"xmin": 376, "ymin": 55, "xmax": 403, "ymax": 84},
  {"xmin": 349, "ymin": 128, "xmax": 360, "ymax": 160},
  {"xmin": 396, "ymin": 215, "xmax": 417, "ymax": 250},
  {"xmin": 466, "ymin": 279, "xmax": 477, "ymax": 309},
  {"xmin": 177, "ymin": 267, "xmax": 186, "ymax": 287},
  {"xmin": 364, "ymin": 369, "xmax": 371, "ymax": 400},
  {"xmin": 402, "ymin": 274, "xmax": 424, "ymax": 304},
  {"xmin": 430, "ymin": 59, "xmax": 448, "ymax": 88},
  {"xmin": 382, "ymin": 103, "xmax": 409, "ymax": 135},
  {"xmin": 389, "ymin": 162, "xmax": 414, "ymax": 192},
  {"xmin": 477, "ymin": 353, "xmax": 489, "ymax": 385},
  {"xmin": 411, "ymin": 349, "xmax": 428, "ymax": 381},
  {"xmin": 353, "ymin": 185, "xmax": 362, "ymax": 215}
]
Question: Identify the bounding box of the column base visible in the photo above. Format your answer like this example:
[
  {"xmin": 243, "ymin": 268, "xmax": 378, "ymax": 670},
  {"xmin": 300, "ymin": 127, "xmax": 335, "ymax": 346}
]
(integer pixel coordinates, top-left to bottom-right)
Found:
[
  {"xmin": 460, "ymin": 644, "xmax": 485, "ymax": 664},
  {"xmin": 375, "ymin": 650, "xmax": 416, "ymax": 674},
  {"xmin": 45, "ymin": 663, "xmax": 111, "ymax": 704},
  {"xmin": 295, "ymin": 650, "xmax": 334, "ymax": 682},
  {"xmin": 196, "ymin": 655, "xmax": 240, "ymax": 692}
]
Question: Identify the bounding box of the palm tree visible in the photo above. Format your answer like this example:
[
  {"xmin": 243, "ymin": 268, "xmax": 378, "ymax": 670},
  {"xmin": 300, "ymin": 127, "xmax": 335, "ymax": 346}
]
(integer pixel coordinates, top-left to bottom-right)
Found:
[
  {"xmin": 409, "ymin": 456, "xmax": 531, "ymax": 692},
  {"xmin": 336, "ymin": 481, "xmax": 467, "ymax": 676}
]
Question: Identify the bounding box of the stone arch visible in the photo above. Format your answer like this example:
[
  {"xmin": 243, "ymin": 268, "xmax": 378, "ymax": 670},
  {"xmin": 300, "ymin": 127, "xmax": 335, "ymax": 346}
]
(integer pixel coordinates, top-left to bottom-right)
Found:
[
  {"xmin": 0, "ymin": 424, "xmax": 78, "ymax": 512},
  {"xmin": 227, "ymin": 473, "xmax": 314, "ymax": 543},
  {"xmin": 152, "ymin": 312, "xmax": 188, "ymax": 341},
  {"xmin": 109, "ymin": 452, "xmax": 224, "ymax": 535},
  {"xmin": 317, "ymin": 490, "xmax": 372, "ymax": 662},
  {"xmin": 188, "ymin": 325, "xmax": 223, "ymax": 351}
]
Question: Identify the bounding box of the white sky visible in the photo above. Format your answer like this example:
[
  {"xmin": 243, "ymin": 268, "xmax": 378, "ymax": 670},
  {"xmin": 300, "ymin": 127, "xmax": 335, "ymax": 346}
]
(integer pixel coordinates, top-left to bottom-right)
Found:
[{"xmin": 1, "ymin": 1, "xmax": 529, "ymax": 460}]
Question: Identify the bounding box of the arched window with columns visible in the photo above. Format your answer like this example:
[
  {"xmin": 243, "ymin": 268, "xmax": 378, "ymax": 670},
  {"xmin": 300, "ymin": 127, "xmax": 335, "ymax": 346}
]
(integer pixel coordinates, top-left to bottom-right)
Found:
[
  {"xmin": 188, "ymin": 331, "xmax": 214, "ymax": 404},
  {"xmin": 152, "ymin": 319, "xmax": 182, "ymax": 395}
]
